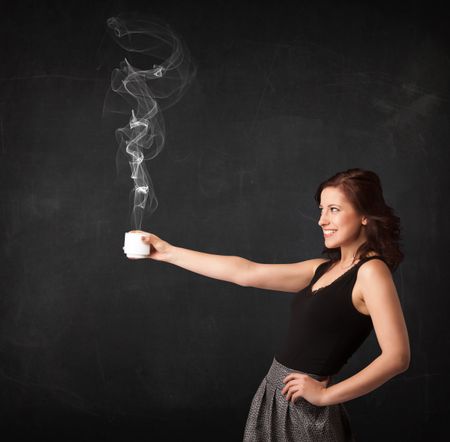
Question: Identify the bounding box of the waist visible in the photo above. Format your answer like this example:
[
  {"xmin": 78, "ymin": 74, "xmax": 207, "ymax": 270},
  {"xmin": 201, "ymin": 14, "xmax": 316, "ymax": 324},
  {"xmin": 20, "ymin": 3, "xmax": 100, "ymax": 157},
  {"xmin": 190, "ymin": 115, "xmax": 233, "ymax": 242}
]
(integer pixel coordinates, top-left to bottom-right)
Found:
[{"xmin": 266, "ymin": 357, "xmax": 330, "ymax": 390}]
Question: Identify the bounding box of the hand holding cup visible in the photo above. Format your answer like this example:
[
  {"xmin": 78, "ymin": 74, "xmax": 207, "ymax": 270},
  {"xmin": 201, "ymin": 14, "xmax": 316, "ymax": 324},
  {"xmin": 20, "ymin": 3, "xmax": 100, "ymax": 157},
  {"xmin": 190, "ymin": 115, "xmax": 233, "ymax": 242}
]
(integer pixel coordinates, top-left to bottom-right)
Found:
[{"xmin": 123, "ymin": 230, "xmax": 171, "ymax": 261}]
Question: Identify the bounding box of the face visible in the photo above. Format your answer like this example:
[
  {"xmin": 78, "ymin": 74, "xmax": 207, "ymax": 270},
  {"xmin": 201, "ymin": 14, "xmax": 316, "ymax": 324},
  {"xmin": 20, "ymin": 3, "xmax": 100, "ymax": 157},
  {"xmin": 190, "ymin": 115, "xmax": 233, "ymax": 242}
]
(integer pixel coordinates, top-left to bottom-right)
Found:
[{"xmin": 318, "ymin": 186, "xmax": 367, "ymax": 248}]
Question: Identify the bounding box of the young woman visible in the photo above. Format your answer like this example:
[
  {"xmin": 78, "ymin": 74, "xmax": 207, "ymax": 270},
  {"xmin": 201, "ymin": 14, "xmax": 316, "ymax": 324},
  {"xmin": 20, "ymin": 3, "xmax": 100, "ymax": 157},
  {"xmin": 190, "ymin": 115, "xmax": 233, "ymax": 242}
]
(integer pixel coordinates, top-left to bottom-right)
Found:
[{"xmin": 135, "ymin": 168, "xmax": 410, "ymax": 441}]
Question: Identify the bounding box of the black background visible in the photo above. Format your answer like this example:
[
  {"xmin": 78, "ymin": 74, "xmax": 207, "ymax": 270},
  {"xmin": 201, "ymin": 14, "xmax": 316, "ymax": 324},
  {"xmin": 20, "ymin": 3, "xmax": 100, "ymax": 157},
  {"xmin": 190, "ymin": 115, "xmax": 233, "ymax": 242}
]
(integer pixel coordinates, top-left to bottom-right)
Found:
[{"xmin": 1, "ymin": 0, "xmax": 449, "ymax": 440}]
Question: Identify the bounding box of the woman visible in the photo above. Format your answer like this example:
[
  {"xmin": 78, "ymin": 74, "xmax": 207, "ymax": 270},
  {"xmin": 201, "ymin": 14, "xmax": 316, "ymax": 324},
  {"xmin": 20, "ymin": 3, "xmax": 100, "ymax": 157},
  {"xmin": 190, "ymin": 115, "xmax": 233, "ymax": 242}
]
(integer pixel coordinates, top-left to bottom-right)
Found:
[{"xmin": 136, "ymin": 168, "xmax": 410, "ymax": 441}]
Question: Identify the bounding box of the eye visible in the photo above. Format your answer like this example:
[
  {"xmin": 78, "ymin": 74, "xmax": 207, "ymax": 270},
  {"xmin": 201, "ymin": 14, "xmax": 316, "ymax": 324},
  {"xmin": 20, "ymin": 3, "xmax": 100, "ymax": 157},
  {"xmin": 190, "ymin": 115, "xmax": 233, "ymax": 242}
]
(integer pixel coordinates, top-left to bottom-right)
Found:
[{"xmin": 318, "ymin": 207, "xmax": 339, "ymax": 212}]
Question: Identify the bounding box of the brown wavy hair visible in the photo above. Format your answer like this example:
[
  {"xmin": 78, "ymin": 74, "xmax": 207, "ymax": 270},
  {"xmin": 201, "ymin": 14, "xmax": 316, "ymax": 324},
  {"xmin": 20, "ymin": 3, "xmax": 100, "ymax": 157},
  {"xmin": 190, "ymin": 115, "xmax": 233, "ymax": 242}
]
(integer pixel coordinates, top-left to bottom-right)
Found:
[{"xmin": 314, "ymin": 168, "xmax": 404, "ymax": 272}]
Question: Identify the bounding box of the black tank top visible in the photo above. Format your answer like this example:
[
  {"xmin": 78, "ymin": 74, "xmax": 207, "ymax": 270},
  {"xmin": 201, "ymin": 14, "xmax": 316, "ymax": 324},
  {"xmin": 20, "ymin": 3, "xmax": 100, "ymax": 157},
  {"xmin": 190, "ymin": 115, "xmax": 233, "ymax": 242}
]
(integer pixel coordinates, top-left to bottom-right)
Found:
[{"xmin": 275, "ymin": 255, "xmax": 388, "ymax": 376}]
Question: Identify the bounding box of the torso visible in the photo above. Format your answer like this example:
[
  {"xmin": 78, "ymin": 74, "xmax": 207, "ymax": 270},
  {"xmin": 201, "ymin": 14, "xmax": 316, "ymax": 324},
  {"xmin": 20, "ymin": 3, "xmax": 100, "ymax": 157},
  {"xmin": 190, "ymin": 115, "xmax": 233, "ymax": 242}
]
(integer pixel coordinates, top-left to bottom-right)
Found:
[{"xmin": 311, "ymin": 252, "xmax": 380, "ymax": 316}]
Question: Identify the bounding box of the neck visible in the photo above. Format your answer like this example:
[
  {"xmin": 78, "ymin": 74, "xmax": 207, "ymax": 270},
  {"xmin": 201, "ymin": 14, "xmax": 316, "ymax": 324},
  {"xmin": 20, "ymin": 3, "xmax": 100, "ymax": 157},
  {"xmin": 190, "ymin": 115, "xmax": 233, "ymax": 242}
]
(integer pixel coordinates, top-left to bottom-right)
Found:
[
  {"xmin": 339, "ymin": 235, "xmax": 368, "ymax": 266},
  {"xmin": 340, "ymin": 250, "xmax": 359, "ymax": 264}
]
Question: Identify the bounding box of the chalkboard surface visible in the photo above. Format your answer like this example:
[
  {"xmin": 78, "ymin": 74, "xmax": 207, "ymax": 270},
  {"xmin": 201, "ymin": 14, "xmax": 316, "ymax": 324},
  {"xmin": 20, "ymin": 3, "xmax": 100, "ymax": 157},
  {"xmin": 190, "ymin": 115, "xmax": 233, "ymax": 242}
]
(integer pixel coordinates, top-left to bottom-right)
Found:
[{"xmin": 1, "ymin": 1, "xmax": 449, "ymax": 441}]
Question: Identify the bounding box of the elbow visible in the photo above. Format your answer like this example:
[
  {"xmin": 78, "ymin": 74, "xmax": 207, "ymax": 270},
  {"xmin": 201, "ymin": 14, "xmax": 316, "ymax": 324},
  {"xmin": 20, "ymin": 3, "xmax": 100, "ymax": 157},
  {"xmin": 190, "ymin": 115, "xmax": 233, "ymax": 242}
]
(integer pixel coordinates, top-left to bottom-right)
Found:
[
  {"xmin": 235, "ymin": 274, "xmax": 249, "ymax": 288},
  {"xmin": 393, "ymin": 353, "xmax": 411, "ymax": 373},
  {"xmin": 382, "ymin": 351, "xmax": 410, "ymax": 374},
  {"xmin": 235, "ymin": 258, "xmax": 254, "ymax": 287},
  {"xmin": 235, "ymin": 270, "xmax": 250, "ymax": 287},
  {"xmin": 398, "ymin": 345, "xmax": 411, "ymax": 372},
  {"xmin": 398, "ymin": 354, "xmax": 411, "ymax": 373},
  {"xmin": 236, "ymin": 279, "xmax": 249, "ymax": 287}
]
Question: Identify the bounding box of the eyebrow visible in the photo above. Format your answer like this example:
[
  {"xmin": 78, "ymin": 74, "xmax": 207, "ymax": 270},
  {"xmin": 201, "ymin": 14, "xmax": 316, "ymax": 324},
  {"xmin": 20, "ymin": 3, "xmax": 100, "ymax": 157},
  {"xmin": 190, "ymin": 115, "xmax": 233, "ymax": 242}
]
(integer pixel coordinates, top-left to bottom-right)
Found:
[{"xmin": 318, "ymin": 204, "xmax": 342, "ymax": 207}]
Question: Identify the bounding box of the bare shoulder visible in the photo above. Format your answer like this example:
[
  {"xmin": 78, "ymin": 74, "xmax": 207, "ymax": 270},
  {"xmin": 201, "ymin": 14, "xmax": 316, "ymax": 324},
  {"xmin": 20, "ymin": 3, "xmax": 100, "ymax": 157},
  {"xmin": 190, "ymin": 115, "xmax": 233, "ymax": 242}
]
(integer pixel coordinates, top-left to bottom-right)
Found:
[
  {"xmin": 359, "ymin": 257, "xmax": 391, "ymax": 278},
  {"xmin": 356, "ymin": 256, "xmax": 394, "ymax": 295}
]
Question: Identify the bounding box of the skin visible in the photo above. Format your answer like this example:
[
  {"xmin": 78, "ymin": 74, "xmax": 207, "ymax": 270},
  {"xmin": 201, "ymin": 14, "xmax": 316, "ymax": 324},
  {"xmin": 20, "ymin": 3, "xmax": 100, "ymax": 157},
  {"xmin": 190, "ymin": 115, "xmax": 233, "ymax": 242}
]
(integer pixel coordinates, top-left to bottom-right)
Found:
[
  {"xmin": 316, "ymin": 186, "xmax": 369, "ymax": 265},
  {"xmin": 280, "ymin": 186, "xmax": 410, "ymax": 406}
]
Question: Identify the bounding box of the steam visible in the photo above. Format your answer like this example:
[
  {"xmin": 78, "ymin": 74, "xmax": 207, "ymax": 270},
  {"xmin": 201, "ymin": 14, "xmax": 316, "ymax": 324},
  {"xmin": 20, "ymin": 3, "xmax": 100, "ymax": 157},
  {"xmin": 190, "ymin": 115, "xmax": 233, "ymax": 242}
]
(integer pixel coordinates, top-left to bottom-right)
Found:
[{"xmin": 106, "ymin": 15, "xmax": 196, "ymax": 229}]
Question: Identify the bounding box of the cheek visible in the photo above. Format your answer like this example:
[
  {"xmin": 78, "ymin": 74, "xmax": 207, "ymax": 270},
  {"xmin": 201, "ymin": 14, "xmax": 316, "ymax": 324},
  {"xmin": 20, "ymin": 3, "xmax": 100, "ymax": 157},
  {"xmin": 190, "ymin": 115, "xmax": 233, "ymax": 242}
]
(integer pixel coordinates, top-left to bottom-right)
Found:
[{"xmin": 337, "ymin": 214, "xmax": 358, "ymax": 230}]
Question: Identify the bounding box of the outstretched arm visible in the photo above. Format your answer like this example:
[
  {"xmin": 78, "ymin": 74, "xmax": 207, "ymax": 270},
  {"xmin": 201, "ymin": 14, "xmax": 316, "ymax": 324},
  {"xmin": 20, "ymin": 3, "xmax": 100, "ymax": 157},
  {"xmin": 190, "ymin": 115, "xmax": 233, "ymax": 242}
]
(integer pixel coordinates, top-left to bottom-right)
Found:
[{"xmin": 141, "ymin": 232, "xmax": 326, "ymax": 293}]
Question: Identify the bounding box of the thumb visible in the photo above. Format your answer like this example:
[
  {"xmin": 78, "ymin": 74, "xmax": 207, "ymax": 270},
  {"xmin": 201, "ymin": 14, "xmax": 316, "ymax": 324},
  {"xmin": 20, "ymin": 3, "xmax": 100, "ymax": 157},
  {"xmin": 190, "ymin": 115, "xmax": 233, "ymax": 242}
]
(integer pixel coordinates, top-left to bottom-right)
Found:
[{"xmin": 142, "ymin": 233, "xmax": 159, "ymax": 244}]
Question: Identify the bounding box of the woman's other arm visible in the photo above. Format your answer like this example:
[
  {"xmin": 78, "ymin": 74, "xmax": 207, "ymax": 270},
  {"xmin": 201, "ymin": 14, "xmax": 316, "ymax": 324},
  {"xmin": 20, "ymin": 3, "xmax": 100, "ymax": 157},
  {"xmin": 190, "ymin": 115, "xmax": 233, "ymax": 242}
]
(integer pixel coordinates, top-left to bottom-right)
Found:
[{"xmin": 321, "ymin": 259, "xmax": 410, "ymax": 406}]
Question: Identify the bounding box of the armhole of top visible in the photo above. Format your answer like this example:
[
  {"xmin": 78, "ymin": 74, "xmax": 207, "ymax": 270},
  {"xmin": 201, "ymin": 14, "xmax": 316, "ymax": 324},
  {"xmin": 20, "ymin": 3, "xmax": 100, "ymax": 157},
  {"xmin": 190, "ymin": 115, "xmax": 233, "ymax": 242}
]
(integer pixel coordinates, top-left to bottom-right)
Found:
[{"xmin": 311, "ymin": 259, "xmax": 332, "ymax": 282}]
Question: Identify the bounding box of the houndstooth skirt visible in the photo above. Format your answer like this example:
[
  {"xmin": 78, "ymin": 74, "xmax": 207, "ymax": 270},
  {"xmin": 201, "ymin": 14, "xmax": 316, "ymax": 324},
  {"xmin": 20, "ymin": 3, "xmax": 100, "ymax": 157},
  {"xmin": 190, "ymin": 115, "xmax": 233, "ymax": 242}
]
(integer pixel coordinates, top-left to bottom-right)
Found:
[{"xmin": 242, "ymin": 357, "xmax": 355, "ymax": 442}]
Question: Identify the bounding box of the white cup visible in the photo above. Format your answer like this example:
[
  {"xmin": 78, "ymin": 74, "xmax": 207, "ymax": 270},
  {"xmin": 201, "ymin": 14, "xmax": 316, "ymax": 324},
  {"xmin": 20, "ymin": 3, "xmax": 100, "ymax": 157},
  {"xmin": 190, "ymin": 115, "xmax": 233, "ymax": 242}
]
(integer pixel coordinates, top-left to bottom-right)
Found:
[{"xmin": 123, "ymin": 231, "xmax": 151, "ymax": 259}]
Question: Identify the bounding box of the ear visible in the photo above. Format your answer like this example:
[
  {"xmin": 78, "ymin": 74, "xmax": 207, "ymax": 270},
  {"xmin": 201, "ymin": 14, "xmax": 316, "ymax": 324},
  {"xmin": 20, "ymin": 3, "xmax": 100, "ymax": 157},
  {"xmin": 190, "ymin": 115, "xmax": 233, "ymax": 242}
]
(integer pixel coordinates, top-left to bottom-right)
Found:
[{"xmin": 362, "ymin": 217, "xmax": 368, "ymax": 226}]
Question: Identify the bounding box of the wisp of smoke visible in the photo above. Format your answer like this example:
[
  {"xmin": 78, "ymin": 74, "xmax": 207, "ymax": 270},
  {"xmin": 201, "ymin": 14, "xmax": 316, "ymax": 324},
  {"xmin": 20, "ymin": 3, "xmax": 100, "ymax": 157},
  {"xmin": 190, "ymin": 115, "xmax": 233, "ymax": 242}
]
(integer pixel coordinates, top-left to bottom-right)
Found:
[{"xmin": 106, "ymin": 14, "xmax": 196, "ymax": 229}]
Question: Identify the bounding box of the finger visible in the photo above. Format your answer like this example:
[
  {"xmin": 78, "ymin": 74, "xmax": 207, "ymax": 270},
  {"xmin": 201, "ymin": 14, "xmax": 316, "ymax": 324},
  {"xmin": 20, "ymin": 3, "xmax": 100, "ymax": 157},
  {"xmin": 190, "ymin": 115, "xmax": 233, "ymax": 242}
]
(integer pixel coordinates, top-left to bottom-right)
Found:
[
  {"xmin": 285, "ymin": 388, "xmax": 292, "ymax": 400},
  {"xmin": 284, "ymin": 374, "xmax": 304, "ymax": 388},
  {"xmin": 142, "ymin": 234, "xmax": 155, "ymax": 244},
  {"xmin": 283, "ymin": 374, "xmax": 294, "ymax": 383},
  {"xmin": 287, "ymin": 386, "xmax": 300, "ymax": 401},
  {"xmin": 287, "ymin": 377, "xmax": 305, "ymax": 393},
  {"xmin": 283, "ymin": 373, "xmax": 302, "ymax": 383},
  {"xmin": 286, "ymin": 384, "xmax": 300, "ymax": 400},
  {"xmin": 281, "ymin": 380, "xmax": 295, "ymax": 394}
]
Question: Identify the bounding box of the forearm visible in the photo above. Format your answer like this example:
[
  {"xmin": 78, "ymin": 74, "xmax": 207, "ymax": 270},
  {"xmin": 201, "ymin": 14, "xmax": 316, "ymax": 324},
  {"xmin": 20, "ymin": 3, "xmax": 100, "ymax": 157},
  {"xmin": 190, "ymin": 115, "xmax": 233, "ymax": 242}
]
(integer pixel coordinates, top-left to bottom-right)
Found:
[
  {"xmin": 323, "ymin": 353, "xmax": 409, "ymax": 406},
  {"xmin": 166, "ymin": 245, "xmax": 251, "ymax": 286}
]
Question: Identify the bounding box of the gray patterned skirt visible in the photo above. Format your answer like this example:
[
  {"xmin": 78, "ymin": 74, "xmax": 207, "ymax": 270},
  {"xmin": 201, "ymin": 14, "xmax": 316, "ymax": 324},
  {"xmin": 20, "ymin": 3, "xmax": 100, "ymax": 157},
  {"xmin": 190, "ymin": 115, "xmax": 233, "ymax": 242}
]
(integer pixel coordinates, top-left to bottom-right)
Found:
[{"xmin": 242, "ymin": 357, "xmax": 355, "ymax": 441}]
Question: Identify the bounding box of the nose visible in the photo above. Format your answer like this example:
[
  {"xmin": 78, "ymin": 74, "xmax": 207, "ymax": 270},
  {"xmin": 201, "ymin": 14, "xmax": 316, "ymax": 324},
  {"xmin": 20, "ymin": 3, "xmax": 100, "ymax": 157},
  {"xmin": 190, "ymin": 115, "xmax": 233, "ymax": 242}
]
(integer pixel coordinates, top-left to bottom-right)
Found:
[{"xmin": 318, "ymin": 210, "xmax": 329, "ymax": 227}]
